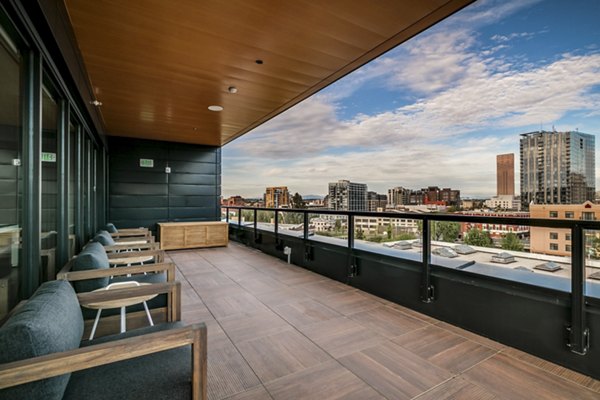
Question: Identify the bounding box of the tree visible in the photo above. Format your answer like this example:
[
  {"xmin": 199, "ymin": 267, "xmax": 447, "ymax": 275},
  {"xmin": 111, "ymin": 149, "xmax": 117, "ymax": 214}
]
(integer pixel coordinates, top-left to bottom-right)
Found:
[
  {"xmin": 334, "ymin": 219, "xmax": 342, "ymax": 232},
  {"xmin": 435, "ymin": 221, "xmax": 461, "ymax": 243},
  {"xmin": 464, "ymin": 228, "xmax": 493, "ymax": 247},
  {"xmin": 501, "ymin": 232, "xmax": 523, "ymax": 251},
  {"xmin": 291, "ymin": 192, "xmax": 305, "ymax": 209},
  {"xmin": 386, "ymin": 224, "xmax": 392, "ymax": 239},
  {"xmin": 356, "ymin": 227, "xmax": 365, "ymax": 240},
  {"xmin": 418, "ymin": 221, "xmax": 460, "ymax": 243}
]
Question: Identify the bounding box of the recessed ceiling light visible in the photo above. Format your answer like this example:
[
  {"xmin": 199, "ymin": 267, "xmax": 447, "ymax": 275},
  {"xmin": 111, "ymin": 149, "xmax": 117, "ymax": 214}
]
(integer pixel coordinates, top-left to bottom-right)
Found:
[
  {"xmin": 90, "ymin": 100, "xmax": 102, "ymax": 106},
  {"xmin": 228, "ymin": 86, "xmax": 238, "ymax": 94},
  {"xmin": 255, "ymin": 59, "xmax": 263, "ymax": 64},
  {"xmin": 208, "ymin": 105, "xmax": 223, "ymax": 112}
]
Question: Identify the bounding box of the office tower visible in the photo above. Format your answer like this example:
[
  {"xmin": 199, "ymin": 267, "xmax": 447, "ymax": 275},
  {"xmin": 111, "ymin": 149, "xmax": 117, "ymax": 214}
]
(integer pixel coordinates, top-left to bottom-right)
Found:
[
  {"xmin": 367, "ymin": 191, "xmax": 387, "ymax": 212},
  {"xmin": 328, "ymin": 180, "xmax": 367, "ymax": 211},
  {"xmin": 497, "ymin": 153, "xmax": 515, "ymax": 196},
  {"xmin": 264, "ymin": 186, "xmax": 290, "ymax": 208},
  {"xmin": 387, "ymin": 187, "xmax": 411, "ymax": 208},
  {"xmin": 520, "ymin": 131, "xmax": 595, "ymax": 209}
]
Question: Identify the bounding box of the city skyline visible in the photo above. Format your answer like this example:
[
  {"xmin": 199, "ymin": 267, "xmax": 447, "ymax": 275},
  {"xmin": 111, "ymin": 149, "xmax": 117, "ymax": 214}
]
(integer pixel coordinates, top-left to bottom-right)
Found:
[{"xmin": 222, "ymin": 0, "xmax": 600, "ymax": 199}]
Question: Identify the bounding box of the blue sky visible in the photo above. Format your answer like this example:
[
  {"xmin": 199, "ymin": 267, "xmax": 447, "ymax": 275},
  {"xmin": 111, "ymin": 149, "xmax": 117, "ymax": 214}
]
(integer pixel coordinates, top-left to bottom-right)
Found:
[{"xmin": 223, "ymin": 0, "xmax": 600, "ymax": 199}]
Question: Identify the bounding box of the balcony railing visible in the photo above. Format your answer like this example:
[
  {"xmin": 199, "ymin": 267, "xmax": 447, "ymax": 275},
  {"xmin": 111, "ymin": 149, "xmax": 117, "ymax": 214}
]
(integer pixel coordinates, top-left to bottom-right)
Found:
[{"xmin": 224, "ymin": 206, "xmax": 600, "ymax": 356}]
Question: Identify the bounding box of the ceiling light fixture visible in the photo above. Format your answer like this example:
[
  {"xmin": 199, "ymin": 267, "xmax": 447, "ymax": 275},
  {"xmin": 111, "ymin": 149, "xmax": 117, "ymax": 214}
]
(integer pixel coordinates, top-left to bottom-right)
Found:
[
  {"xmin": 228, "ymin": 86, "xmax": 238, "ymax": 94},
  {"xmin": 90, "ymin": 100, "xmax": 102, "ymax": 106},
  {"xmin": 255, "ymin": 59, "xmax": 263, "ymax": 64},
  {"xmin": 208, "ymin": 105, "xmax": 223, "ymax": 112}
]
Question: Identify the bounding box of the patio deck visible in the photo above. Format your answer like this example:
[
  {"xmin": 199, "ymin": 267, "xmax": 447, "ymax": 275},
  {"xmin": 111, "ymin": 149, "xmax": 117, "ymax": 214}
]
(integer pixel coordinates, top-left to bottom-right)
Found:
[{"xmin": 169, "ymin": 242, "xmax": 600, "ymax": 400}]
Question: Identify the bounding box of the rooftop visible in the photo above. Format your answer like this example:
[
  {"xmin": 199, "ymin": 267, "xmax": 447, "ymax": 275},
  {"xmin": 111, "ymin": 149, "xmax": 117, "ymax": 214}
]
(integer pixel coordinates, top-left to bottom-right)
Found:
[{"xmin": 171, "ymin": 242, "xmax": 600, "ymax": 399}]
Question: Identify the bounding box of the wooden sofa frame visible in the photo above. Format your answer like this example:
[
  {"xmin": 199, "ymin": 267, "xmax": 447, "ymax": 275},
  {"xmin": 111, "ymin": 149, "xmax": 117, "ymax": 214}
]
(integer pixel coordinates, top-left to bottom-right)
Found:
[{"xmin": 0, "ymin": 298, "xmax": 206, "ymax": 399}]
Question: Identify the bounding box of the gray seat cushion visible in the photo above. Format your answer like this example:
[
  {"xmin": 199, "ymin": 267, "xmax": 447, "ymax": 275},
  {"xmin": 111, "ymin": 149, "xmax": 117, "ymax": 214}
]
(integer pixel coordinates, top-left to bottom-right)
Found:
[
  {"xmin": 71, "ymin": 241, "xmax": 110, "ymax": 292},
  {"xmin": 0, "ymin": 280, "xmax": 84, "ymax": 400},
  {"xmin": 92, "ymin": 230, "xmax": 116, "ymax": 246},
  {"xmin": 105, "ymin": 223, "xmax": 118, "ymax": 233},
  {"xmin": 64, "ymin": 323, "xmax": 192, "ymax": 400}
]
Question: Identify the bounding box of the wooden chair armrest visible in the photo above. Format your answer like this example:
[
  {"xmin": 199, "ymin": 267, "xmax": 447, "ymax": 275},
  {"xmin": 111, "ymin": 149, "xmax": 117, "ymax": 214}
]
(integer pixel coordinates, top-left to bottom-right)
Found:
[
  {"xmin": 57, "ymin": 262, "xmax": 176, "ymax": 282},
  {"xmin": 115, "ymin": 236, "xmax": 155, "ymax": 243},
  {"xmin": 104, "ymin": 242, "xmax": 160, "ymax": 252},
  {"xmin": 107, "ymin": 249, "xmax": 165, "ymax": 262},
  {"xmin": 116, "ymin": 228, "xmax": 149, "ymax": 234},
  {"xmin": 0, "ymin": 322, "xmax": 207, "ymax": 399},
  {"xmin": 110, "ymin": 230, "xmax": 151, "ymax": 239}
]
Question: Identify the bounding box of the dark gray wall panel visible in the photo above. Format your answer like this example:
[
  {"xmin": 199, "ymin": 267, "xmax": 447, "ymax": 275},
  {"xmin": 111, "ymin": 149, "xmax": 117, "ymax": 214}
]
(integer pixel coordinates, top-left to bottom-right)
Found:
[
  {"xmin": 168, "ymin": 196, "xmax": 215, "ymax": 207},
  {"xmin": 109, "ymin": 195, "xmax": 168, "ymax": 208},
  {"xmin": 168, "ymin": 173, "xmax": 217, "ymax": 185},
  {"xmin": 108, "ymin": 137, "xmax": 221, "ymax": 231},
  {"xmin": 168, "ymin": 184, "xmax": 217, "ymax": 196}
]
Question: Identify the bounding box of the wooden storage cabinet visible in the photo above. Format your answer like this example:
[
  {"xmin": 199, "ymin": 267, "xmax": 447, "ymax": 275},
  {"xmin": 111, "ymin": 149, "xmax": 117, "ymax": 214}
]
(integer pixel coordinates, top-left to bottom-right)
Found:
[{"xmin": 158, "ymin": 222, "xmax": 228, "ymax": 250}]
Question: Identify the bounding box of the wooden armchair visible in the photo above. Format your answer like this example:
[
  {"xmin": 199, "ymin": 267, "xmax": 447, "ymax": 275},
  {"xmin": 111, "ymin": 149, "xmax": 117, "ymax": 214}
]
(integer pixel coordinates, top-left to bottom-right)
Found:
[
  {"xmin": 57, "ymin": 245, "xmax": 179, "ymax": 338},
  {"xmin": 0, "ymin": 280, "xmax": 206, "ymax": 400}
]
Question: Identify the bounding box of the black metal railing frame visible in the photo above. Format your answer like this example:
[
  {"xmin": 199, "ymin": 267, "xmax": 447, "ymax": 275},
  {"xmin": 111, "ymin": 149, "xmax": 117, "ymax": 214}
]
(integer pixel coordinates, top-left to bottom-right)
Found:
[{"xmin": 225, "ymin": 206, "xmax": 598, "ymax": 355}]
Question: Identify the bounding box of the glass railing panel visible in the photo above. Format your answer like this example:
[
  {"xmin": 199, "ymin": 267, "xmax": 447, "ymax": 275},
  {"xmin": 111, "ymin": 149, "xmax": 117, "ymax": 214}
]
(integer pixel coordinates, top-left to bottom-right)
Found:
[
  {"xmin": 585, "ymin": 229, "xmax": 600, "ymax": 298},
  {"xmin": 255, "ymin": 210, "xmax": 275, "ymax": 232},
  {"xmin": 309, "ymin": 213, "xmax": 348, "ymax": 245},
  {"xmin": 277, "ymin": 210, "xmax": 304, "ymax": 237}
]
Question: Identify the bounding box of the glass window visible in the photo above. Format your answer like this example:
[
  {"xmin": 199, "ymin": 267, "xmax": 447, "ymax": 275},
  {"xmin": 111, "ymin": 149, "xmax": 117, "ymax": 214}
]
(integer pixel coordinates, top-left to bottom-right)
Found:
[
  {"xmin": 582, "ymin": 212, "xmax": 595, "ymax": 221},
  {"xmin": 565, "ymin": 211, "xmax": 574, "ymax": 219},
  {"xmin": 0, "ymin": 30, "xmax": 21, "ymax": 319},
  {"xmin": 41, "ymin": 84, "xmax": 58, "ymax": 283},
  {"xmin": 549, "ymin": 211, "xmax": 558, "ymax": 218},
  {"xmin": 566, "ymin": 244, "xmax": 571, "ymax": 252},
  {"xmin": 550, "ymin": 243, "xmax": 559, "ymax": 251},
  {"xmin": 82, "ymin": 137, "xmax": 89, "ymax": 240},
  {"xmin": 566, "ymin": 233, "xmax": 571, "ymax": 241},
  {"xmin": 549, "ymin": 232, "xmax": 558, "ymax": 240}
]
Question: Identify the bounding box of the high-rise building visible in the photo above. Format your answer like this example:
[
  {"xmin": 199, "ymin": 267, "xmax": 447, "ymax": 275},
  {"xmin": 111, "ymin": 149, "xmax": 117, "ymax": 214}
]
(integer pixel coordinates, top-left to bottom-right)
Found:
[
  {"xmin": 520, "ymin": 131, "xmax": 595, "ymax": 209},
  {"xmin": 367, "ymin": 191, "xmax": 387, "ymax": 212},
  {"xmin": 387, "ymin": 187, "xmax": 411, "ymax": 208},
  {"xmin": 328, "ymin": 180, "xmax": 367, "ymax": 211},
  {"xmin": 264, "ymin": 186, "xmax": 290, "ymax": 208},
  {"xmin": 497, "ymin": 153, "xmax": 515, "ymax": 196}
]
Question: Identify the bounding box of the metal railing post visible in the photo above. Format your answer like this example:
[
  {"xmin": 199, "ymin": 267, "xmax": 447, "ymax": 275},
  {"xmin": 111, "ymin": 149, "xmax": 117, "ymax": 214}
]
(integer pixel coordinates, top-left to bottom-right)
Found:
[
  {"xmin": 274, "ymin": 209, "xmax": 279, "ymax": 244},
  {"xmin": 225, "ymin": 207, "xmax": 229, "ymax": 223},
  {"xmin": 303, "ymin": 211, "xmax": 309, "ymax": 240},
  {"xmin": 421, "ymin": 217, "xmax": 434, "ymax": 302},
  {"xmin": 253, "ymin": 208, "xmax": 258, "ymax": 241},
  {"xmin": 568, "ymin": 224, "xmax": 588, "ymax": 354}
]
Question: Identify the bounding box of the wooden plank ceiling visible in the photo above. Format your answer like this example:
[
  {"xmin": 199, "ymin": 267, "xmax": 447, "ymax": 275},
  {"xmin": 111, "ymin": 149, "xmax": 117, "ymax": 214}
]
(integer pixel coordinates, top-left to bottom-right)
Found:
[{"xmin": 64, "ymin": 0, "xmax": 473, "ymax": 146}]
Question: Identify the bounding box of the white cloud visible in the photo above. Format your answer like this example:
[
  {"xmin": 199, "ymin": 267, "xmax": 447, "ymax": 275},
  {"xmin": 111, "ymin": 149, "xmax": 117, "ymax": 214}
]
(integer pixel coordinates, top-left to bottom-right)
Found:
[{"xmin": 223, "ymin": 0, "xmax": 600, "ymax": 198}]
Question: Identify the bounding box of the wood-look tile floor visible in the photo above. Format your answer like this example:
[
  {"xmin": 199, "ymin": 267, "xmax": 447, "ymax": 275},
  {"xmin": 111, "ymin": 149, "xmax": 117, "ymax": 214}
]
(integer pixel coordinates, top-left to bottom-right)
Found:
[{"xmin": 171, "ymin": 243, "xmax": 600, "ymax": 400}]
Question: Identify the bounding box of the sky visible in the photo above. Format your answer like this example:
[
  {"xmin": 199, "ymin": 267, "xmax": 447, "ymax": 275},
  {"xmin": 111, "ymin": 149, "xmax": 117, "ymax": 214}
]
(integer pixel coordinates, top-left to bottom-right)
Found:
[{"xmin": 222, "ymin": 0, "xmax": 600, "ymax": 199}]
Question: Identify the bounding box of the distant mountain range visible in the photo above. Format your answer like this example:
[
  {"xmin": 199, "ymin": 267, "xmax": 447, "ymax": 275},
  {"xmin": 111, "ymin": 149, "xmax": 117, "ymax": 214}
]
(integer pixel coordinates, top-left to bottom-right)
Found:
[{"xmin": 302, "ymin": 194, "xmax": 324, "ymax": 200}]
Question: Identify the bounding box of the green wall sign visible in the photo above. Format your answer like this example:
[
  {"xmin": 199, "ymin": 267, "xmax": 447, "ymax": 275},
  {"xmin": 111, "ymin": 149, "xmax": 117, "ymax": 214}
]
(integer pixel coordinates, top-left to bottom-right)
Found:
[
  {"xmin": 41, "ymin": 152, "xmax": 56, "ymax": 162},
  {"xmin": 139, "ymin": 158, "xmax": 154, "ymax": 168}
]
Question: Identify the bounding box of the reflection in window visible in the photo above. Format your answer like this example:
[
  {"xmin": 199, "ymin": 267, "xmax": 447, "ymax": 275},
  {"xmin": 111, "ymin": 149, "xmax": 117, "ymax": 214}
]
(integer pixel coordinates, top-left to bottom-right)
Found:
[
  {"xmin": 0, "ymin": 30, "xmax": 21, "ymax": 319},
  {"xmin": 68, "ymin": 122, "xmax": 77, "ymax": 258},
  {"xmin": 41, "ymin": 85, "xmax": 58, "ymax": 283}
]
